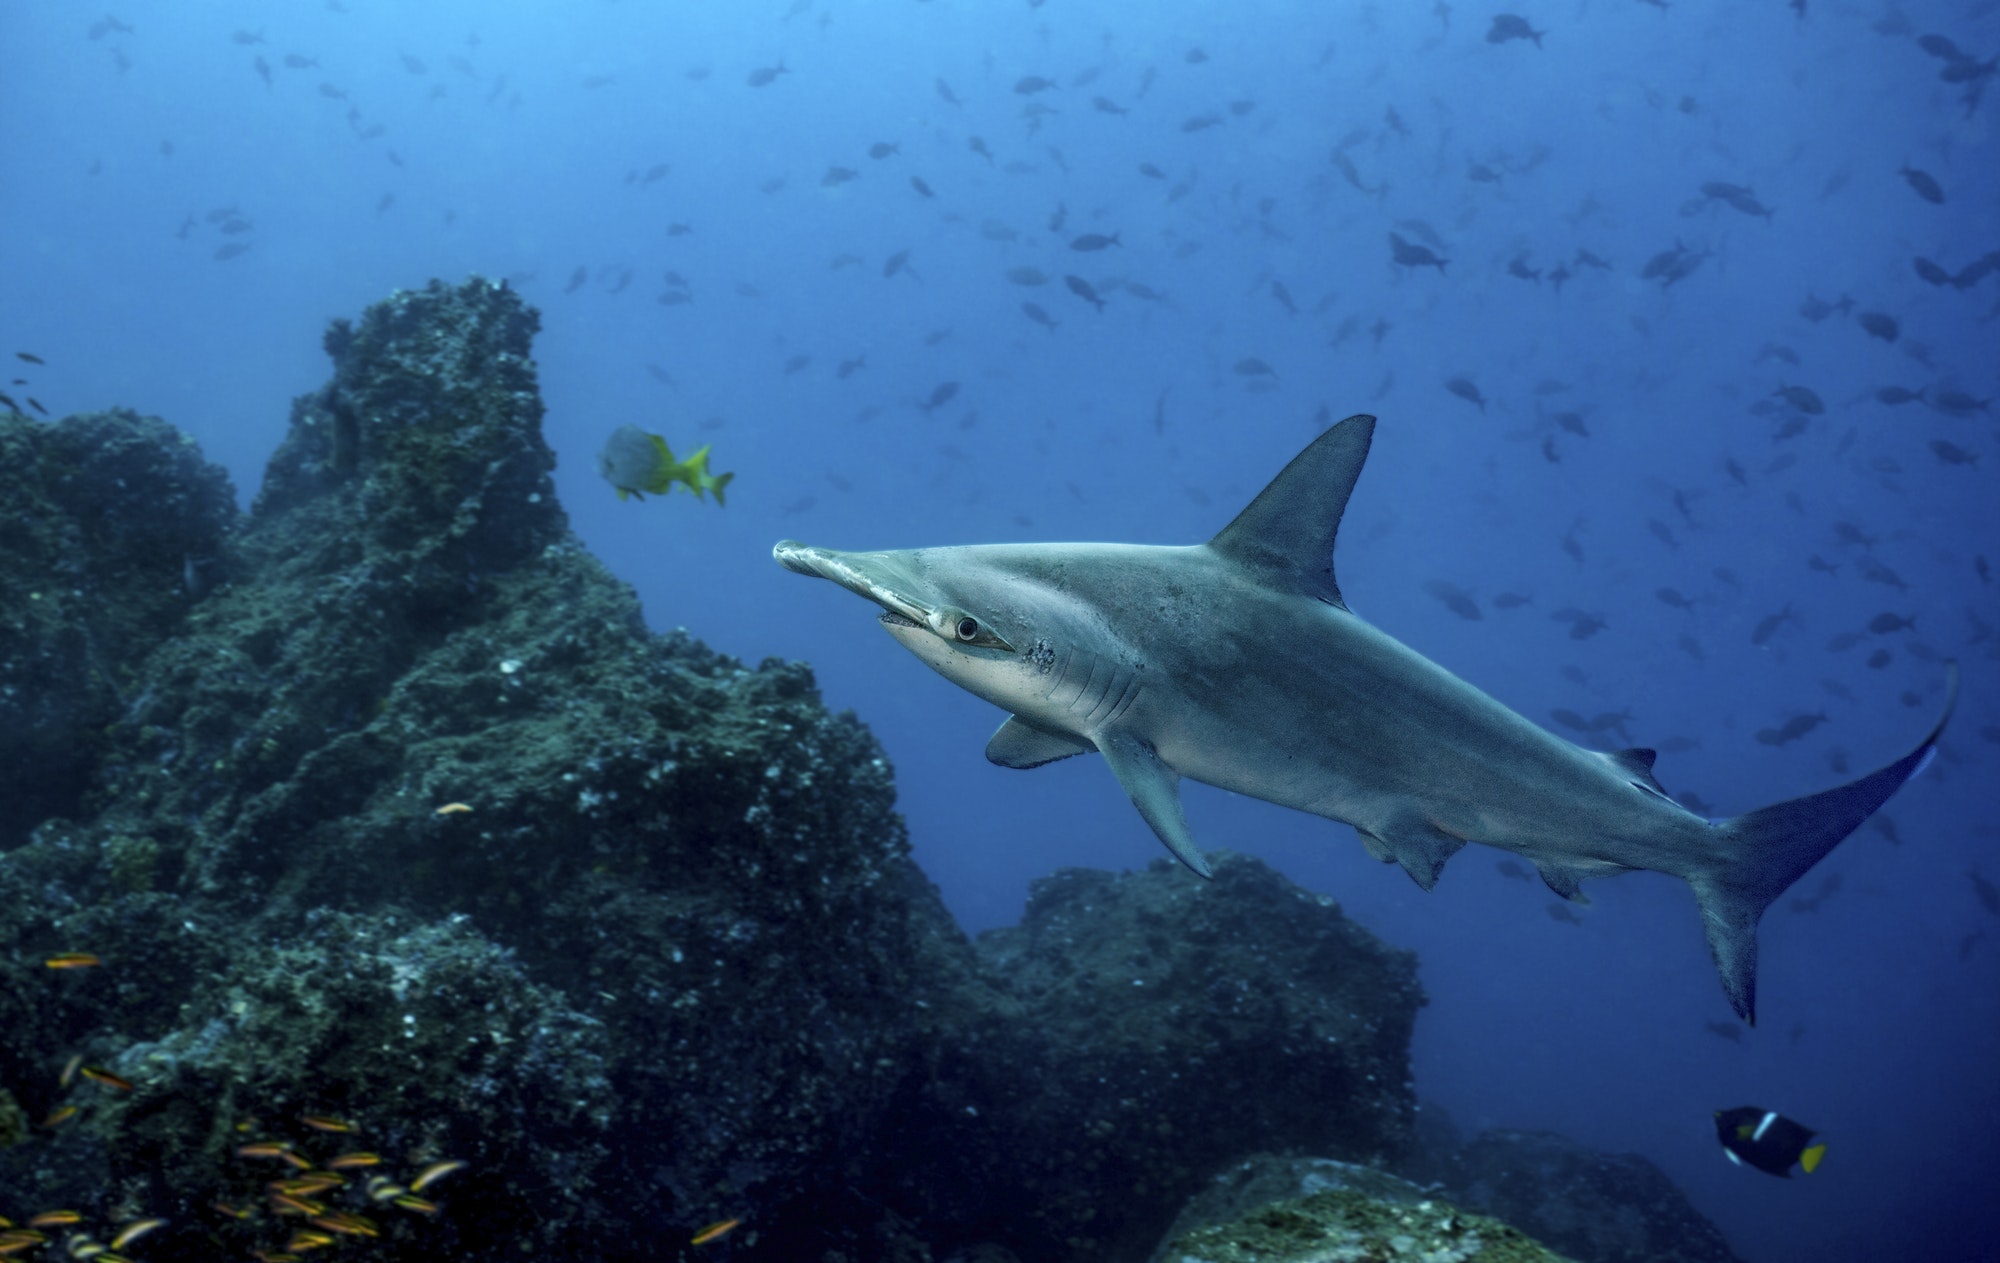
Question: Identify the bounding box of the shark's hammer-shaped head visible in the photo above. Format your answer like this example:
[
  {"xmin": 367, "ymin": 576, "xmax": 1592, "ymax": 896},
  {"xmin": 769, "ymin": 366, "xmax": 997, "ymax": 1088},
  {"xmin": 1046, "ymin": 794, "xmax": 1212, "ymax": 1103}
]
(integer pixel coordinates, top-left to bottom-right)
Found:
[{"xmin": 772, "ymin": 539, "xmax": 1032, "ymax": 701}]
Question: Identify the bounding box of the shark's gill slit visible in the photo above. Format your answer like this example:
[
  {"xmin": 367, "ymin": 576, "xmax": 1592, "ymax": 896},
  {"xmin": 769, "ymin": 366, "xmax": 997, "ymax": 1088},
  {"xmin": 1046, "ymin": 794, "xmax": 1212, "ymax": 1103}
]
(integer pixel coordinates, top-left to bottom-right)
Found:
[
  {"xmin": 1084, "ymin": 668, "xmax": 1133, "ymax": 726},
  {"xmin": 1043, "ymin": 646, "xmax": 1077, "ymax": 702},
  {"xmin": 1097, "ymin": 673, "xmax": 1143, "ymax": 727},
  {"xmin": 1069, "ymin": 656, "xmax": 1108, "ymax": 718}
]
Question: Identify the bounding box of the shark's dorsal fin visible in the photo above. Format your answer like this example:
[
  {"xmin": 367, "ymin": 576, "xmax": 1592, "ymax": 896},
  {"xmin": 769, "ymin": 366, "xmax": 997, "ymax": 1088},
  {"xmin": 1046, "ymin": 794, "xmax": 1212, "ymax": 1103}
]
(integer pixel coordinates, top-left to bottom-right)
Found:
[
  {"xmin": 1207, "ymin": 413, "xmax": 1376, "ymax": 611},
  {"xmin": 1604, "ymin": 747, "xmax": 1669, "ymax": 796},
  {"xmin": 986, "ymin": 716, "xmax": 1095, "ymax": 769}
]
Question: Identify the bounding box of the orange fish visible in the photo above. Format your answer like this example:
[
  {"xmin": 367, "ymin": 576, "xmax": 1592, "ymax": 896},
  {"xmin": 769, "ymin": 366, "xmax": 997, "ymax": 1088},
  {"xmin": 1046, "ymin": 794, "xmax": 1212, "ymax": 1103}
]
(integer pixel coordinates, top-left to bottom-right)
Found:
[
  {"xmin": 268, "ymin": 1193, "xmax": 324, "ymax": 1217},
  {"xmin": 43, "ymin": 952, "xmax": 102, "ymax": 969},
  {"xmin": 300, "ymin": 1114, "xmax": 356, "ymax": 1133},
  {"xmin": 327, "ymin": 1151, "xmax": 381, "ymax": 1169},
  {"xmin": 109, "ymin": 1220, "xmax": 167, "ymax": 1251},
  {"xmin": 79, "ymin": 1066, "xmax": 132, "ymax": 1091},
  {"xmin": 27, "ymin": 1212, "xmax": 81, "ymax": 1228},
  {"xmin": 391, "ymin": 1195, "xmax": 438, "ymax": 1215},
  {"xmin": 692, "ymin": 1218, "xmax": 742, "ymax": 1246},
  {"xmin": 362, "ymin": 1177, "xmax": 407, "ymax": 1203},
  {"xmin": 408, "ymin": 1160, "xmax": 466, "ymax": 1192},
  {"xmin": 237, "ymin": 1142, "xmax": 294, "ymax": 1160},
  {"xmin": 40, "ymin": 1105, "xmax": 77, "ymax": 1129},
  {"xmin": 59, "ymin": 1054, "xmax": 81, "ymax": 1087},
  {"xmin": 308, "ymin": 1212, "xmax": 379, "ymax": 1238}
]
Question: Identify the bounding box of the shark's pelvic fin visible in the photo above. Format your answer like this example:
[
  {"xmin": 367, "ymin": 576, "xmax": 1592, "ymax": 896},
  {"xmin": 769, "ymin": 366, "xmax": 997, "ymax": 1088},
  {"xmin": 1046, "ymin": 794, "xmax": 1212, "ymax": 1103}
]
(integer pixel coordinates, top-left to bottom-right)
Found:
[
  {"xmin": 1207, "ymin": 413, "xmax": 1376, "ymax": 611},
  {"xmin": 1695, "ymin": 662, "xmax": 1959, "ymax": 1025},
  {"xmin": 1359, "ymin": 816, "xmax": 1467, "ymax": 891},
  {"xmin": 1536, "ymin": 862, "xmax": 1594, "ymax": 904},
  {"xmin": 1098, "ymin": 731, "xmax": 1211, "ymax": 878},
  {"xmin": 986, "ymin": 715, "xmax": 1095, "ymax": 769}
]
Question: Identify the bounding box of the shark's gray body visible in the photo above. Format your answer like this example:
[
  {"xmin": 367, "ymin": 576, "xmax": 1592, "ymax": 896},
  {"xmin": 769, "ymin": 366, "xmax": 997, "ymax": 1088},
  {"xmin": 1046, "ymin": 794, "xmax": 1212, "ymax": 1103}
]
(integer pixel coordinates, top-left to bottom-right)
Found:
[{"xmin": 775, "ymin": 414, "xmax": 1955, "ymax": 1022}]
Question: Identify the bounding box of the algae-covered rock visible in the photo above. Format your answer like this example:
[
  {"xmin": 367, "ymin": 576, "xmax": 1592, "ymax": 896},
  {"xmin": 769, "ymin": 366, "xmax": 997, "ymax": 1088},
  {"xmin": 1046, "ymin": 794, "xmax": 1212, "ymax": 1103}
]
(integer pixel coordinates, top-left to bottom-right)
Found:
[
  {"xmin": 1153, "ymin": 1133, "xmax": 1744, "ymax": 1263},
  {"xmin": 74, "ymin": 912, "xmax": 608, "ymax": 1258},
  {"xmin": 1156, "ymin": 1152, "xmax": 1461, "ymax": 1251},
  {"xmin": 0, "ymin": 278, "xmax": 962, "ymax": 1257},
  {"xmin": 1449, "ymin": 1130, "xmax": 1742, "ymax": 1263},
  {"xmin": 882, "ymin": 853, "xmax": 1426, "ymax": 1262},
  {"xmin": 0, "ymin": 408, "xmax": 236, "ymax": 847},
  {"xmin": 1156, "ymin": 1161, "xmax": 1572, "ymax": 1263}
]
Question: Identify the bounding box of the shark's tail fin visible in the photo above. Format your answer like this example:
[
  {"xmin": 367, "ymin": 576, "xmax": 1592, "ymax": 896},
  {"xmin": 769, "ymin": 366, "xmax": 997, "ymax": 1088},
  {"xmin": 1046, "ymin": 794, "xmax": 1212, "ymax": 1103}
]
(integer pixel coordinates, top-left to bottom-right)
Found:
[{"xmin": 1692, "ymin": 664, "xmax": 1957, "ymax": 1025}]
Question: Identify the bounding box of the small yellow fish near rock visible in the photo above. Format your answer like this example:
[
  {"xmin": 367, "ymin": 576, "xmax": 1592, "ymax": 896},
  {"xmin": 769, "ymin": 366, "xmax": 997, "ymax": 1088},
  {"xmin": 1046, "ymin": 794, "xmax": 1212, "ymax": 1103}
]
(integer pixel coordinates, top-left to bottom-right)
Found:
[{"xmin": 598, "ymin": 425, "xmax": 734, "ymax": 504}]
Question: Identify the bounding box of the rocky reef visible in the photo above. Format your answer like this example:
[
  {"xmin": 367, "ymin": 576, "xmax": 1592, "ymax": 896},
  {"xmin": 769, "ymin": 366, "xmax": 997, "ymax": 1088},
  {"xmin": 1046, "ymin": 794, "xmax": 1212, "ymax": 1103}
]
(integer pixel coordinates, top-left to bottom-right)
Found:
[
  {"xmin": 1153, "ymin": 1155, "xmax": 1570, "ymax": 1263},
  {"xmin": 0, "ymin": 408, "xmax": 235, "ymax": 849},
  {"xmin": 0, "ymin": 277, "xmax": 1735, "ymax": 1263},
  {"xmin": 1444, "ymin": 1129, "xmax": 1743, "ymax": 1263},
  {"xmin": 888, "ymin": 855, "xmax": 1424, "ymax": 1262},
  {"xmin": 1157, "ymin": 1143, "xmax": 1744, "ymax": 1263}
]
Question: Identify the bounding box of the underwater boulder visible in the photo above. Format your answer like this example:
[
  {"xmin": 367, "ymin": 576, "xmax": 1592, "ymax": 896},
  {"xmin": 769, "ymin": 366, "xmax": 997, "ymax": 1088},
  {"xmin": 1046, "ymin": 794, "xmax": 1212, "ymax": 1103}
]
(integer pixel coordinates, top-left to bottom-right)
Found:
[
  {"xmin": 1152, "ymin": 1154, "xmax": 1569, "ymax": 1263},
  {"xmin": 0, "ymin": 407, "xmax": 236, "ymax": 848},
  {"xmin": 0, "ymin": 278, "xmax": 970, "ymax": 1257},
  {"xmin": 880, "ymin": 852, "xmax": 1426, "ymax": 1261},
  {"xmin": 1452, "ymin": 1128, "xmax": 1743, "ymax": 1263}
]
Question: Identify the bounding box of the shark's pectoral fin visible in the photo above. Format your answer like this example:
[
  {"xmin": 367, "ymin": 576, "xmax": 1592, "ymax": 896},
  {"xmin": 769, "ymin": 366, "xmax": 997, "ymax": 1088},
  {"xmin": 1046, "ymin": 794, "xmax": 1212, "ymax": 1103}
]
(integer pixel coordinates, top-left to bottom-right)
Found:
[
  {"xmin": 1099, "ymin": 731, "xmax": 1211, "ymax": 878},
  {"xmin": 1357, "ymin": 817, "xmax": 1466, "ymax": 892},
  {"xmin": 986, "ymin": 716, "xmax": 1096, "ymax": 769}
]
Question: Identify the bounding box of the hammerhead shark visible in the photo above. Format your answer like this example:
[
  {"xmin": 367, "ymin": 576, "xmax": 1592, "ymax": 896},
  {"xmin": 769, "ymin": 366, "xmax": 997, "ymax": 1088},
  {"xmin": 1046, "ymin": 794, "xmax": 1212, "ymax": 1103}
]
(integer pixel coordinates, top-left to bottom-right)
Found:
[{"xmin": 774, "ymin": 414, "xmax": 1955, "ymax": 1023}]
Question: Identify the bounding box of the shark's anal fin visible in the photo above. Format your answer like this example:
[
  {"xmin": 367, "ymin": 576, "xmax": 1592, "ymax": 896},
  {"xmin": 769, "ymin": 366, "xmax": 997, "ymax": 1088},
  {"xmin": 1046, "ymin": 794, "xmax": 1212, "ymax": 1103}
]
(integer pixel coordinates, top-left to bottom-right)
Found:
[
  {"xmin": 1357, "ymin": 817, "xmax": 1466, "ymax": 892},
  {"xmin": 1207, "ymin": 413, "xmax": 1376, "ymax": 610},
  {"xmin": 986, "ymin": 716, "xmax": 1095, "ymax": 769},
  {"xmin": 1098, "ymin": 731, "xmax": 1211, "ymax": 878}
]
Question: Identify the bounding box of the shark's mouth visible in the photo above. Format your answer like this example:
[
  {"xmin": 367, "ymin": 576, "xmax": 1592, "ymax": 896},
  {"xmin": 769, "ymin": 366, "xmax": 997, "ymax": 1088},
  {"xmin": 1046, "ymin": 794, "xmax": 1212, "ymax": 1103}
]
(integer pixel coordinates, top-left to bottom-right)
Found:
[{"xmin": 878, "ymin": 610, "xmax": 921, "ymax": 629}]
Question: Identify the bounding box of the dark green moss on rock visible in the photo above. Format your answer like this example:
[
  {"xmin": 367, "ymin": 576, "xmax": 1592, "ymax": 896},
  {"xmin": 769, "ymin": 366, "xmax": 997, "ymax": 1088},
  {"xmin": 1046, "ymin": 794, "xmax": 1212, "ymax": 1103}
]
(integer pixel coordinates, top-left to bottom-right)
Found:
[
  {"xmin": 0, "ymin": 408, "xmax": 236, "ymax": 847},
  {"xmin": 0, "ymin": 279, "xmax": 950, "ymax": 1258},
  {"xmin": 1160, "ymin": 1183, "xmax": 1572, "ymax": 1263},
  {"xmin": 878, "ymin": 854, "xmax": 1426, "ymax": 1262}
]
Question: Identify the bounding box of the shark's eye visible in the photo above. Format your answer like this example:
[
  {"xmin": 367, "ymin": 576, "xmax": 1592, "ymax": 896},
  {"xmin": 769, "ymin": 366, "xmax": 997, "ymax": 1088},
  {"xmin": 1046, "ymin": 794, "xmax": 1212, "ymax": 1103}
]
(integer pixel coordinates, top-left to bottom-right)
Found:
[{"xmin": 931, "ymin": 607, "xmax": 1013, "ymax": 652}]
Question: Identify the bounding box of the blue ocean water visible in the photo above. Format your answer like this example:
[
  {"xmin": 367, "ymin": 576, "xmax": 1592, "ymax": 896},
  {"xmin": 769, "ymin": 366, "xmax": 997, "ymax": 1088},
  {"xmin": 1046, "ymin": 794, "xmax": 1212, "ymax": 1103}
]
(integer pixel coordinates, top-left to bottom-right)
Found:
[{"xmin": 5, "ymin": 2, "xmax": 1996, "ymax": 1259}]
